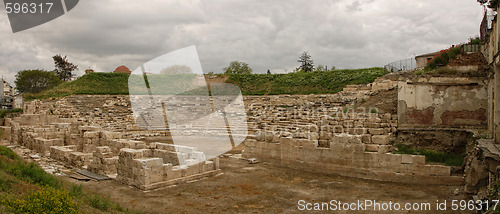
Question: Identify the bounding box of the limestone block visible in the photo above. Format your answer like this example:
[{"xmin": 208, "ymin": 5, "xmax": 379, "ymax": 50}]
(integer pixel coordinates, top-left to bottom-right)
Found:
[
  {"xmin": 166, "ymin": 168, "xmax": 183, "ymax": 180},
  {"xmin": 371, "ymin": 135, "xmax": 392, "ymax": 145},
  {"xmin": 413, "ymin": 155, "xmax": 426, "ymax": 165},
  {"xmin": 69, "ymin": 152, "xmax": 92, "ymax": 167},
  {"xmin": 361, "ymin": 134, "xmax": 371, "ymax": 144},
  {"xmin": 365, "ymin": 144, "xmax": 379, "ymax": 152},
  {"xmin": 401, "ymin": 155, "xmax": 413, "ymax": 164},
  {"xmin": 368, "ymin": 128, "xmax": 386, "ymax": 135},
  {"xmin": 186, "ymin": 162, "xmax": 202, "ymax": 176},
  {"xmin": 429, "ymin": 165, "xmax": 451, "ymax": 176},
  {"xmin": 377, "ymin": 145, "xmax": 392, "ymax": 154},
  {"xmin": 331, "ymin": 134, "xmax": 362, "ymax": 144},
  {"xmin": 119, "ymin": 148, "xmax": 144, "ymax": 160},
  {"xmin": 0, "ymin": 126, "xmax": 11, "ymax": 141}
]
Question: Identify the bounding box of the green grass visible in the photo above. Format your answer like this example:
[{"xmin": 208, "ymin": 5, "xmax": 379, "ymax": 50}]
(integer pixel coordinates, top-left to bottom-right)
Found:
[
  {"xmin": 25, "ymin": 72, "xmax": 131, "ymax": 100},
  {"xmin": 392, "ymin": 144, "xmax": 465, "ymax": 166},
  {"xmin": 0, "ymin": 145, "xmax": 139, "ymax": 213},
  {"xmin": 25, "ymin": 68, "xmax": 388, "ymax": 100},
  {"xmin": 227, "ymin": 67, "xmax": 388, "ymax": 95}
]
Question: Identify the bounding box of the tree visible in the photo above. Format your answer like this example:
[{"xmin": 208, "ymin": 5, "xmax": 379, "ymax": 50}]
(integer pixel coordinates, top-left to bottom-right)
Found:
[
  {"xmin": 315, "ymin": 65, "xmax": 327, "ymax": 72},
  {"xmin": 223, "ymin": 61, "xmax": 253, "ymax": 74},
  {"xmin": 160, "ymin": 65, "xmax": 193, "ymax": 74},
  {"xmin": 53, "ymin": 55, "xmax": 78, "ymax": 81},
  {"xmin": 297, "ymin": 51, "xmax": 314, "ymax": 72},
  {"xmin": 267, "ymin": 69, "xmax": 271, "ymax": 74},
  {"xmin": 15, "ymin": 70, "xmax": 61, "ymax": 93}
]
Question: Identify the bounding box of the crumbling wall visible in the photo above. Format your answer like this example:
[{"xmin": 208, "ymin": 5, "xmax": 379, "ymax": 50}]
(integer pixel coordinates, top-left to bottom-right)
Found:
[
  {"xmin": 398, "ymin": 76, "xmax": 488, "ymax": 129},
  {"xmin": 464, "ymin": 139, "xmax": 500, "ymax": 197}
]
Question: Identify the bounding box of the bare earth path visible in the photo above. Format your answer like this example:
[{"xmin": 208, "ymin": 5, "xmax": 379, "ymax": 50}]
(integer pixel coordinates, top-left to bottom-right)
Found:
[{"xmin": 65, "ymin": 157, "xmax": 471, "ymax": 214}]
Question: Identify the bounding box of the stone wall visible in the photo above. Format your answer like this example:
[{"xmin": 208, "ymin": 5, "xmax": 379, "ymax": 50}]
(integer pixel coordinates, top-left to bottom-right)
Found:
[
  {"xmin": 1, "ymin": 113, "xmax": 221, "ymax": 190},
  {"xmin": 398, "ymin": 75, "xmax": 489, "ymax": 129},
  {"xmin": 10, "ymin": 75, "xmax": 468, "ymax": 188},
  {"xmin": 243, "ymin": 136, "xmax": 463, "ymax": 185}
]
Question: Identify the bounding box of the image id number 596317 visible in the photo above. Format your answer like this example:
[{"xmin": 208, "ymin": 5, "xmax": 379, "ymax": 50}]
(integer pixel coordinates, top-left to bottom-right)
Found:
[{"xmin": 5, "ymin": 2, "xmax": 53, "ymax": 14}]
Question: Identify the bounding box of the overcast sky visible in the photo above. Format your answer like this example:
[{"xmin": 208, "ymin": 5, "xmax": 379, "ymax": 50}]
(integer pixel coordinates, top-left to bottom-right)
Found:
[{"xmin": 0, "ymin": 0, "xmax": 485, "ymax": 85}]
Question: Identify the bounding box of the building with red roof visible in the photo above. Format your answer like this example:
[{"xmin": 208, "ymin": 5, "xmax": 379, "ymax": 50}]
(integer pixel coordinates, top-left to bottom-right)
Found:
[{"xmin": 113, "ymin": 65, "xmax": 131, "ymax": 74}]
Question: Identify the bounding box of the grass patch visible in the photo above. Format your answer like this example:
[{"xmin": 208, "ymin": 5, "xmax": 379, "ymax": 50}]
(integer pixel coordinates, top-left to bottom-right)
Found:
[
  {"xmin": 24, "ymin": 68, "xmax": 388, "ymax": 100},
  {"xmin": 393, "ymin": 144, "xmax": 465, "ymax": 166},
  {"xmin": 227, "ymin": 67, "xmax": 387, "ymax": 95},
  {"xmin": 85, "ymin": 193, "xmax": 124, "ymax": 212},
  {"xmin": 25, "ymin": 72, "xmax": 131, "ymax": 100}
]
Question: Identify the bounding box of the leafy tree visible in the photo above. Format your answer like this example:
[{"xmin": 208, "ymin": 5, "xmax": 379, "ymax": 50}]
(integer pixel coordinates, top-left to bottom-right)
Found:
[
  {"xmin": 467, "ymin": 36, "xmax": 483, "ymax": 45},
  {"xmin": 53, "ymin": 55, "xmax": 78, "ymax": 81},
  {"xmin": 477, "ymin": 0, "xmax": 498, "ymax": 8},
  {"xmin": 223, "ymin": 61, "xmax": 253, "ymax": 74},
  {"xmin": 161, "ymin": 65, "xmax": 193, "ymax": 74},
  {"xmin": 15, "ymin": 70, "xmax": 61, "ymax": 93},
  {"xmin": 297, "ymin": 51, "xmax": 314, "ymax": 72},
  {"xmin": 315, "ymin": 65, "xmax": 327, "ymax": 72}
]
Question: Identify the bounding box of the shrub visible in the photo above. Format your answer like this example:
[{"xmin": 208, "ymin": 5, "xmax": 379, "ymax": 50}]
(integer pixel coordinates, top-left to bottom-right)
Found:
[
  {"xmin": 424, "ymin": 46, "xmax": 463, "ymax": 71},
  {"xmin": 2, "ymin": 186, "xmax": 79, "ymax": 214}
]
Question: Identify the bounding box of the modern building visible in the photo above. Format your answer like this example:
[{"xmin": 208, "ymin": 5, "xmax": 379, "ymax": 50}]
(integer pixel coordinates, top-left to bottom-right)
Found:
[
  {"xmin": 1, "ymin": 77, "xmax": 14, "ymax": 109},
  {"xmin": 415, "ymin": 51, "xmax": 439, "ymax": 69}
]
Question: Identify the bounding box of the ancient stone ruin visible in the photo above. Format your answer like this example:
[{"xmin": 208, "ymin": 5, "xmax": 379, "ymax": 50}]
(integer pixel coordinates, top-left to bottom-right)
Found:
[{"xmin": 0, "ymin": 75, "xmax": 469, "ymax": 191}]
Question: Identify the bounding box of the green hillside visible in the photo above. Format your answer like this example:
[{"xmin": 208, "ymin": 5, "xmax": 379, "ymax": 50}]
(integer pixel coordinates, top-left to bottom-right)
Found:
[
  {"xmin": 25, "ymin": 73, "xmax": 130, "ymax": 100},
  {"xmin": 0, "ymin": 144, "xmax": 136, "ymax": 213},
  {"xmin": 227, "ymin": 67, "xmax": 387, "ymax": 95},
  {"xmin": 25, "ymin": 67, "xmax": 388, "ymax": 100}
]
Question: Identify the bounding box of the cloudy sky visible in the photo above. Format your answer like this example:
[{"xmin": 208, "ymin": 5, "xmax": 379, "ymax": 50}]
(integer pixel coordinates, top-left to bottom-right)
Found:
[{"xmin": 0, "ymin": 0, "xmax": 485, "ymax": 85}]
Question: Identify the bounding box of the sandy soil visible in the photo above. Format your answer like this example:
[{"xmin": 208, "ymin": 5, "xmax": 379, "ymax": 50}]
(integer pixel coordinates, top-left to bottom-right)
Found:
[{"xmin": 65, "ymin": 157, "xmax": 471, "ymax": 214}]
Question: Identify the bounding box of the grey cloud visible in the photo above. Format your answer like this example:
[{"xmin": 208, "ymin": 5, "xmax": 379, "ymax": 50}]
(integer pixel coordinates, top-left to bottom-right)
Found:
[{"xmin": 0, "ymin": 0, "xmax": 485, "ymax": 86}]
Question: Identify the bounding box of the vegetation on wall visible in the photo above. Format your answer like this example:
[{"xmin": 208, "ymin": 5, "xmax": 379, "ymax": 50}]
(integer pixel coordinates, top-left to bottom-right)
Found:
[
  {"xmin": 392, "ymin": 144, "xmax": 465, "ymax": 166},
  {"xmin": 424, "ymin": 46, "xmax": 463, "ymax": 71}
]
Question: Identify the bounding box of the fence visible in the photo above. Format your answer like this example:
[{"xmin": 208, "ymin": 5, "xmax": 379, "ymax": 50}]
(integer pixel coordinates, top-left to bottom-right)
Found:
[
  {"xmin": 384, "ymin": 58, "xmax": 416, "ymax": 72},
  {"xmin": 463, "ymin": 44, "xmax": 482, "ymax": 53}
]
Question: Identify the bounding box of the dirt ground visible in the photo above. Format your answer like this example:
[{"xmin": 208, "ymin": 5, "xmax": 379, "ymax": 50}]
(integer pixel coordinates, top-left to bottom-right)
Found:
[
  {"xmin": 65, "ymin": 157, "xmax": 471, "ymax": 214},
  {"xmin": 356, "ymin": 88, "xmax": 398, "ymax": 115}
]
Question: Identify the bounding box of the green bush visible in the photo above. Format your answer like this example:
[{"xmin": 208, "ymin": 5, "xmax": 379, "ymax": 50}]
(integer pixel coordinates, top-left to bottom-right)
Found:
[
  {"xmin": 0, "ymin": 109, "xmax": 23, "ymax": 119},
  {"xmin": 424, "ymin": 46, "xmax": 463, "ymax": 71},
  {"xmin": 2, "ymin": 186, "xmax": 79, "ymax": 214},
  {"xmin": 393, "ymin": 144, "xmax": 465, "ymax": 166}
]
